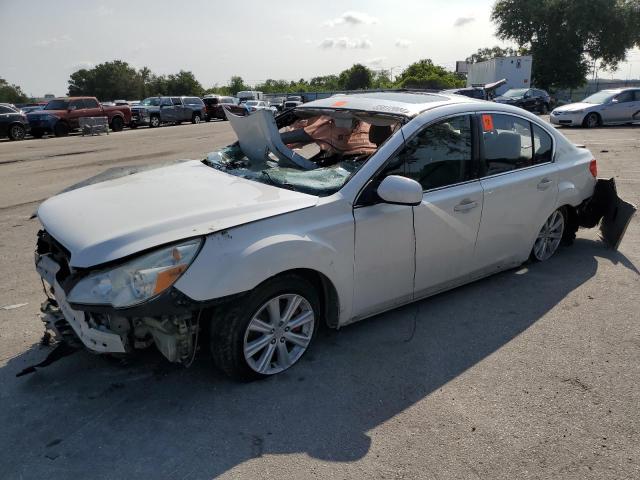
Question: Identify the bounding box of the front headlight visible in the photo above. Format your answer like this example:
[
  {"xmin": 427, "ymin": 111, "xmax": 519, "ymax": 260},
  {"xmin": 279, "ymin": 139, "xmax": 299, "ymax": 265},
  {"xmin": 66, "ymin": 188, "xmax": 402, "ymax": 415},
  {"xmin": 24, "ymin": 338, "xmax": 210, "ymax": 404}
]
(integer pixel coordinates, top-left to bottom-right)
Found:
[{"xmin": 68, "ymin": 238, "xmax": 202, "ymax": 308}]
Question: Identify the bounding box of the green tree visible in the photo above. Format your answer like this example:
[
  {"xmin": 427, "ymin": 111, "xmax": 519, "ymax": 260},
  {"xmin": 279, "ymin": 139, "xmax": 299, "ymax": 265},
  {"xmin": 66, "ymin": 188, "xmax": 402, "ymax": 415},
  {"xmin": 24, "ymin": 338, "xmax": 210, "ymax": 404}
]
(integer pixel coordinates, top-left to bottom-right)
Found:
[
  {"xmin": 466, "ymin": 46, "xmax": 519, "ymax": 63},
  {"xmin": 228, "ymin": 76, "xmax": 249, "ymax": 95},
  {"xmin": 68, "ymin": 60, "xmax": 142, "ymax": 100},
  {"xmin": 492, "ymin": 0, "xmax": 640, "ymax": 90},
  {"xmin": 371, "ymin": 70, "xmax": 393, "ymax": 89},
  {"xmin": 338, "ymin": 64, "xmax": 373, "ymax": 90},
  {"xmin": 164, "ymin": 70, "xmax": 204, "ymax": 96},
  {"xmin": 394, "ymin": 59, "xmax": 464, "ymax": 89},
  {"xmin": 0, "ymin": 78, "xmax": 30, "ymax": 103}
]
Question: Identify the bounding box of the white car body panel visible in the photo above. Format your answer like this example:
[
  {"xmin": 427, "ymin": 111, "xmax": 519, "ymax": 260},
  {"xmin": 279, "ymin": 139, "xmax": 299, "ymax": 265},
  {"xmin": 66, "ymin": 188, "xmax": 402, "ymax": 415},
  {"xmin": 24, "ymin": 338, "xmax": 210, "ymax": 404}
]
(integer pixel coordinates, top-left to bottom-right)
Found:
[
  {"xmin": 550, "ymin": 88, "xmax": 640, "ymax": 126},
  {"xmin": 37, "ymin": 160, "xmax": 318, "ymax": 267}
]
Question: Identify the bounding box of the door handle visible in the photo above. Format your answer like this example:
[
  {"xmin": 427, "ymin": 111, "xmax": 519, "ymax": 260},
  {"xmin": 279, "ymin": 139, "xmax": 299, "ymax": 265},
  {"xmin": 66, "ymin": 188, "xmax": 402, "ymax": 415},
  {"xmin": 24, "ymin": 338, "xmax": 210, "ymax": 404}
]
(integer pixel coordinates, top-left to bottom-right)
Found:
[
  {"xmin": 537, "ymin": 178, "xmax": 553, "ymax": 190},
  {"xmin": 454, "ymin": 200, "xmax": 478, "ymax": 212}
]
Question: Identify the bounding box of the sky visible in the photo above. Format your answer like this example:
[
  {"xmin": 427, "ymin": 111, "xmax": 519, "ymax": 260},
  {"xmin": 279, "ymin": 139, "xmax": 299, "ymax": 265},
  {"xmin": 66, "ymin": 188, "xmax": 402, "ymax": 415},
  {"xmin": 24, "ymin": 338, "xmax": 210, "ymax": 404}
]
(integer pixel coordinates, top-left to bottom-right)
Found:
[{"xmin": 1, "ymin": 0, "xmax": 639, "ymax": 97}]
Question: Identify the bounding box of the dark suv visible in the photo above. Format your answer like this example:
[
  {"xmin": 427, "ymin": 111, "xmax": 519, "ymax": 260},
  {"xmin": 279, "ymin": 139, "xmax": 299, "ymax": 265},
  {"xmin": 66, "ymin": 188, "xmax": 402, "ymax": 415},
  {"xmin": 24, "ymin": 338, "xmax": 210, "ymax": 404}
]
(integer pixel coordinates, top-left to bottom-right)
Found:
[
  {"xmin": 493, "ymin": 88, "xmax": 551, "ymax": 113},
  {"xmin": 0, "ymin": 104, "xmax": 29, "ymax": 140},
  {"xmin": 130, "ymin": 96, "xmax": 206, "ymax": 128},
  {"xmin": 202, "ymin": 96, "xmax": 245, "ymax": 121}
]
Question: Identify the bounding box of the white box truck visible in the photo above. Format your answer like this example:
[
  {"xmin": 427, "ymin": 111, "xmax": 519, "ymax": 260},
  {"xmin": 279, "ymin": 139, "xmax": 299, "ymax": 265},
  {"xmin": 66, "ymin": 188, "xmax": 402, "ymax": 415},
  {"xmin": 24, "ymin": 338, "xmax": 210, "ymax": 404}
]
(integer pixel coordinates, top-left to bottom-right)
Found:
[{"xmin": 466, "ymin": 56, "xmax": 532, "ymax": 95}]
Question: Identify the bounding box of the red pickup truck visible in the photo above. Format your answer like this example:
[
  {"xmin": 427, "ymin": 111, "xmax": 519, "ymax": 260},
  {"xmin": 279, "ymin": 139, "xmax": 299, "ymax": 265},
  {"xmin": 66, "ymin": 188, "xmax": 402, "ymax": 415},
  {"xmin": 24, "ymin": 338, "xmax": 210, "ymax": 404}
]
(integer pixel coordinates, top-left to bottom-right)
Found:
[{"xmin": 27, "ymin": 97, "xmax": 132, "ymax": 138}]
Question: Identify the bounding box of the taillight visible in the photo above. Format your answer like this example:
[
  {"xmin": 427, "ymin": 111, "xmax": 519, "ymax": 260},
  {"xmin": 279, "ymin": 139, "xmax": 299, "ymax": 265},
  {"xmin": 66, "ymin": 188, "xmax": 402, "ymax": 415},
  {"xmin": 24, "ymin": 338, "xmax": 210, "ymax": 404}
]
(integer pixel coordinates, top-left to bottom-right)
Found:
[{"xmin": 589, "ymin": 159, "xmax": 598, "ymax": 178}]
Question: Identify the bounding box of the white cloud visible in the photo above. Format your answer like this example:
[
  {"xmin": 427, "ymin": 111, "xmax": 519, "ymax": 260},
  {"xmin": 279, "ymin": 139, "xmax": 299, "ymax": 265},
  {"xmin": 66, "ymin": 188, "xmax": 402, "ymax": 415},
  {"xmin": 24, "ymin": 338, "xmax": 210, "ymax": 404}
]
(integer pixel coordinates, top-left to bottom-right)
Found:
[
  {"xmin": 365, "ymin": 57, "xmax": 386, "ymax": 66},
  {"xmin": 319, "ymin": 37, "xmax": 372, "ymax": 49},
  {"xmin": 96, "ymin": 5, "xmax": 113, "ymax": 16},
  {"xmin": 454, "ymin": 17, "xmax": 475, "ymax": 27},
  {"xmin": 324, "ymin": 11, "xmax": 379, "ymax": 27},
  {"xmin": 395, "ymin": 38, "xmax": 412, "ymax": 48},
  {"xmin": 34, "ymin": 34, "xmax": 72, "ymax": 47}
]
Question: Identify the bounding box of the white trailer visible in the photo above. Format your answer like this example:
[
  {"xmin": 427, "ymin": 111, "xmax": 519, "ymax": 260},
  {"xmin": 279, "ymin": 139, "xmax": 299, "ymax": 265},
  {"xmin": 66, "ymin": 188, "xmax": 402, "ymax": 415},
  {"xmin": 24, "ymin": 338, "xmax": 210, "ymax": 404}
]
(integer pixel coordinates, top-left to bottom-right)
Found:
[
  {"xmin": 466, "ymin": 56, "xmax": 532, "ymax": 95},
  {"xmin": 237, "ymin": 91, "xmax": 264, "ymax": 103}
]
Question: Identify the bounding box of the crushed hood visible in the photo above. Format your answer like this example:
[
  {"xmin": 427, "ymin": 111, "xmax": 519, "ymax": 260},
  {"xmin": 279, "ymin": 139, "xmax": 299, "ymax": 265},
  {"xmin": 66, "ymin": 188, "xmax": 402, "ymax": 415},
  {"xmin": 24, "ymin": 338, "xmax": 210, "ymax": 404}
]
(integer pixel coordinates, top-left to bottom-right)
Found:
[{"xmin": 37, "ymin": 160, "xmax": 318, "ymax": 268}]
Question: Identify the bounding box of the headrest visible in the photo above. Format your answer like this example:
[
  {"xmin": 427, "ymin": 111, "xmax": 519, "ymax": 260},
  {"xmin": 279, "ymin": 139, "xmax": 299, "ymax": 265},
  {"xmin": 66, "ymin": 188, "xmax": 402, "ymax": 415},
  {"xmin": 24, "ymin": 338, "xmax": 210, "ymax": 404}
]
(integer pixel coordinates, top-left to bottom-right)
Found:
[{"xmin": 369, "ymin": 125, "xmax": 392, "ymax": 145}]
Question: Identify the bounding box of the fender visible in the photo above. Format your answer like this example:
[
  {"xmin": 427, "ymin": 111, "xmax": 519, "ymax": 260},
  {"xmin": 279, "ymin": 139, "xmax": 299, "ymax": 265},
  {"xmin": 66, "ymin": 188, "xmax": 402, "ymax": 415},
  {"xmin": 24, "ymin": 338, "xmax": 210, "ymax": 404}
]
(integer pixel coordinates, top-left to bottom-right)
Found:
[{"xmin": 174, "ymin": 202, "xmax": 355, "ymax": 324}]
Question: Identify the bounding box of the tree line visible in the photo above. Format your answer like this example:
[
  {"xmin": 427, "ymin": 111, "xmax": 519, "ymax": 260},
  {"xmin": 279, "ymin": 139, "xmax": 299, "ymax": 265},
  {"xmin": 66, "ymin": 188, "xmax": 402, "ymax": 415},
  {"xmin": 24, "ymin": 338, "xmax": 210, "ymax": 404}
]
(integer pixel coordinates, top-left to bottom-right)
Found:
[{"xmin": 61, "ymin": 59, "xmax": 466, "ymax": 101}]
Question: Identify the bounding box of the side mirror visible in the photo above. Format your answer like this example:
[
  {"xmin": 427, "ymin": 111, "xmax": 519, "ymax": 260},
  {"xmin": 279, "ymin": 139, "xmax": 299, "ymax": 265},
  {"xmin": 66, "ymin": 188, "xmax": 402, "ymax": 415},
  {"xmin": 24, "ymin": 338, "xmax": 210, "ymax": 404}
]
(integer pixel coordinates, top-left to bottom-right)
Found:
[
  {"xmin": 377, "ymin": 175, "xmax": 423, "ymax": 206},
  {"xmin": 610, "ymin": 98, "xmax": 619, "ymax": 104}
]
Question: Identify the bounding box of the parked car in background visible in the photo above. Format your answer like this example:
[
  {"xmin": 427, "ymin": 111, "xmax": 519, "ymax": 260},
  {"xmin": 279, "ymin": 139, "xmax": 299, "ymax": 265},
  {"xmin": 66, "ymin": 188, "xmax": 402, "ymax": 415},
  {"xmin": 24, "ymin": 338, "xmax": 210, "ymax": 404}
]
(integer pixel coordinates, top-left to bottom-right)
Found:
[
  {"xmin": 244, "ymin": 100, "xmax": 272, "ymax": 113},
  {"xmin": 202, "ymin": 96, "xmax": 244, "ymax": 120},
  {"xmin": 283, "ymin": 100, "xmax": 303, "ymax": 109},
  {"xmin": 550, "ymin": 88, "xmax": 640, "ymax": 128},
  {"xmin": 494, "ymin": 88, "xmax": 551, "ymax": 113},
  {"xmin": 0, "ymin": 104, "xmax": 29, "ymax": 140},
  {"xmin": 27, "ymin": 97, "xmax": 131, "ymax": 137},
  {"xmin": 34, "ymin": 92, "xmax": 630, "ymax": 381},
  {"xmin": 237, "ymin": 90, "xmax": 264, "ymax": 103},
  {"xmin": 130, "ymin": 96, "xmax": 206, "ymax": 128}
]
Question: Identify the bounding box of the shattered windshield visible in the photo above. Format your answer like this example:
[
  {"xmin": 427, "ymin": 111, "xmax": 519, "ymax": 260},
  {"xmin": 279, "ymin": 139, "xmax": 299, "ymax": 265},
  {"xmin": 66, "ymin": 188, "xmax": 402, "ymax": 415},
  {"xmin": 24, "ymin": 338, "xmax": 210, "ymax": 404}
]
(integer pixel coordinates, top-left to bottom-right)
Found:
[
  {"xmin": 140, "ymin": 97, "xmax": 162, "ymax": 106},
  {"xmin": 204, "ymin": 109, "xmax": 401, "ymax": 196}
]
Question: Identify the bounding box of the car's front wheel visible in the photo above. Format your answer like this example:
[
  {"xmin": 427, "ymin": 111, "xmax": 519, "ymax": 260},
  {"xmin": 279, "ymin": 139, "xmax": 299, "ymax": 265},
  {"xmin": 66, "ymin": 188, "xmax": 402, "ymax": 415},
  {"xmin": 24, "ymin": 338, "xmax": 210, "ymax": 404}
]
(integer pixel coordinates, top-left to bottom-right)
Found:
[
  {"xmin": 8, "ymin": 124, "xmax": 26, "ymax": 140},
  {"xmin": 210, "ymin": 274, "xmax": 319, "ymax": 381},
  {"xmin": 531, "ymin": 208, "xmax": 565, "ymax": 262},
  {"xmin": 583, "ymin": 112, "xmax": 600, "ymax": 128}
]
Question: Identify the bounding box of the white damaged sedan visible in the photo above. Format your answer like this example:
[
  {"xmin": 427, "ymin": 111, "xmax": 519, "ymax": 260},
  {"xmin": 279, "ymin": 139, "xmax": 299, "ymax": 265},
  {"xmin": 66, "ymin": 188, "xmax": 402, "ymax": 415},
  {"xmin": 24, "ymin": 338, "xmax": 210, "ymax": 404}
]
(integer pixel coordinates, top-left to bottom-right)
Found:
[{"xmin": 33, "ymin": 92, "xmax": 633, "ymax": 380}]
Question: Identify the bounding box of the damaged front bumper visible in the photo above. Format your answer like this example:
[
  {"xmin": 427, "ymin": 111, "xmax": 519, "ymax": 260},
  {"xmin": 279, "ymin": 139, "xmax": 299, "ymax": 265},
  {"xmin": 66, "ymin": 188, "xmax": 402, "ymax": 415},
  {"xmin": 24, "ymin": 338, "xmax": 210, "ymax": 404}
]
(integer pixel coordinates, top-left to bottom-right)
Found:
[{"xmin": 32, "ymin": 235, "xmax": 233, "ymax": 366}]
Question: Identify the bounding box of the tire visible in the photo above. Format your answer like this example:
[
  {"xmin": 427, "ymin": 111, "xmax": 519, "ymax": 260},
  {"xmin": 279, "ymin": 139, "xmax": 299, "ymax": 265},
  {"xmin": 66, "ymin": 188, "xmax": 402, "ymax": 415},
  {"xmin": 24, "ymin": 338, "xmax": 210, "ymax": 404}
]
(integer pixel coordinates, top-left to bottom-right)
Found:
[
  {"xmin": 192, "ymin": 113, "xmax": 201, "ymax": 124},
  {"xmin": 205, "ymin": 116, "xmax": 211, "ymax": 122},
  {"xmin": 539, "ymin": 103, "xmax": 549, "ymax": 114},
  {"xmin": 53, "ymin": 122, "xmax": 69, "ymax": 137},
  {"xmin": 583, "ymin": 112, "xmax": 600, "ymax": 128},
  {"xmin": 31, "ymin": 128, "xmax": 44, "ymax": 139},
  {"xmin": 149, "ymin": 115, "xmax": 160, "ymax": 128},
  {"xmin": 530, "ymin": 208, "xmax": 566, "ymax": 262},
  {"xmin": 210, "ymin": 274, "xmax": 320, "ymax": 381},
  {"xmin": 110, "ymin": 116, "xmax": 124, "ymax": 132},
  {"xmin": 8, "ymin": 124, "xmax": 26, "ymax": 141}
]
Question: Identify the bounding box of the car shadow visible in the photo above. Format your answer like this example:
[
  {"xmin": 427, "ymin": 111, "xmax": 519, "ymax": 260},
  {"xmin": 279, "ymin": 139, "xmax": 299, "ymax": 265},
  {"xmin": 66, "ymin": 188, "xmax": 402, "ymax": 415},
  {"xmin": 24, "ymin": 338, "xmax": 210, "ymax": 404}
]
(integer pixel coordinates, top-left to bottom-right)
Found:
[{"xmin": 0, "ymin": 238, "xmax": 636, "ymax": 479}]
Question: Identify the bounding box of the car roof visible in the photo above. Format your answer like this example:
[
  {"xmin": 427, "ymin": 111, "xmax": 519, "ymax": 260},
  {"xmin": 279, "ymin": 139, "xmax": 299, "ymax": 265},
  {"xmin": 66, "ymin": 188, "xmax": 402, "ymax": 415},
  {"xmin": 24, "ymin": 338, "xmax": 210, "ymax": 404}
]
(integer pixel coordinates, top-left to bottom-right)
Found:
[{"xmin": 297, "ymin": 91, "xmax": 475, "ymax": 118}]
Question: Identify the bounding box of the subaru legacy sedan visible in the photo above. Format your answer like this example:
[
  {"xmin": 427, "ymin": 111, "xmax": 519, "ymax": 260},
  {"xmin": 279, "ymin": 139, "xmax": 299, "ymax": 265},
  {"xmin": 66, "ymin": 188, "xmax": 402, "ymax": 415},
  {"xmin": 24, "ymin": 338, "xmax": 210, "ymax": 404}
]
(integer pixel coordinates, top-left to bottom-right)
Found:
[{"xmin": 34, "ymin": 92, "xmax": 619, "ymax": 380}]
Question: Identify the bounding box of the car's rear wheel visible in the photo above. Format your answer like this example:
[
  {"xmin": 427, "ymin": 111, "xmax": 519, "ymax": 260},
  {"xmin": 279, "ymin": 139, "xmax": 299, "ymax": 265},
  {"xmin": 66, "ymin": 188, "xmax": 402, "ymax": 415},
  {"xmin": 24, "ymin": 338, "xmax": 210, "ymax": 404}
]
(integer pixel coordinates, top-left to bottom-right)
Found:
[
  {"xmin": 53, "ymin": 122, "xmax": 69, "ymax": 137},
  {"xmin": 8, "ymin": 124, "xmax": 26, "ymax": 141},
  {"xmin": 583, "ymin": 112, "xmax": 600, "ymax": 128},
  {"xmin": 539, "ymin": 103, "xmax": 549, "ymax": 114},
  {"xmin": 531, "ymin": 208, "xmax": 565, "ymax": 262},
  {"xmin": 192, "ymin": 113, "xmax": 201, "ymax": 124},
  {"xmin": 149, "ymin": 115, "xmax": 160, "ymax": 128},
  {"xmin": 210, "ymin": 274, "xmax": 319, "ymax": 381},
  {"xmin": 110, "ymin": 116, "xmax": 124, "ymax": 132}
]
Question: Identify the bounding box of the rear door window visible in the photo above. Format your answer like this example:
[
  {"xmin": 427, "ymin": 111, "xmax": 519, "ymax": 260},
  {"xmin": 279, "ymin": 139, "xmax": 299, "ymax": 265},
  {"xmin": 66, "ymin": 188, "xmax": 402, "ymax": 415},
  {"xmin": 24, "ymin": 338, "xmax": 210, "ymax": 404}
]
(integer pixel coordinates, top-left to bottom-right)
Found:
[
  {"xmin": 171, "ymin": 97, "xmax": 182, "ymax": 106},
  {"xmin": 532, "ymin": 124, "xmax": 553, "ymax": 164},
  {"xmin": 480, "ymin": 113, "xmax": 533, "ymax": 175}
]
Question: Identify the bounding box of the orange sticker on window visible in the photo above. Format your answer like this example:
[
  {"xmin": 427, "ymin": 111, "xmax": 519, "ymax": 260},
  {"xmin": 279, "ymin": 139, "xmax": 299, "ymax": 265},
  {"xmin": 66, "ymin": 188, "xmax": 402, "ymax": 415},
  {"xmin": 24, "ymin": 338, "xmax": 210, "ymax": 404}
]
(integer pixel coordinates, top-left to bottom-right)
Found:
[
  {"xmin": 481, "ymin": 114, "xmax": 494, "ymax": 131},
  {"xmin": 331, "ymin": 100, "xmax": 348, "ymax": 107}
]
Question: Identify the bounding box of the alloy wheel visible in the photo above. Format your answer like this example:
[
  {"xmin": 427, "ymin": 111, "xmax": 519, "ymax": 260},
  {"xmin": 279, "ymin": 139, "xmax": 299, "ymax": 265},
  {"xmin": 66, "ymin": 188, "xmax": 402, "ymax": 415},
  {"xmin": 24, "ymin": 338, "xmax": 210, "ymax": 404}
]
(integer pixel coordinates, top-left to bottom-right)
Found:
[
  {"xmin": 533, "ymin": 210, "xmax": 564, "ymax": 261},
  {"xmin": 10, "ymin": 125, "xmax": 25, "ymax": 140},
  {"xmin": 243, "ymin": 294, "xmax": 315, "ymax": 375}
]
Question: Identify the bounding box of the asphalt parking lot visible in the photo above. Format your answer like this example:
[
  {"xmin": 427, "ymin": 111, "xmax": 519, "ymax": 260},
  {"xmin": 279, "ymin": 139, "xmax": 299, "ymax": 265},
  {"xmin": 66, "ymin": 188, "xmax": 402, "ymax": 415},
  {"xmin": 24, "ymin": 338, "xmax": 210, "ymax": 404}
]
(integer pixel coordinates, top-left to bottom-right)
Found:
[{"xmin": 0, "ymin": 119, "xmax": 638, "ymax": 479}]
